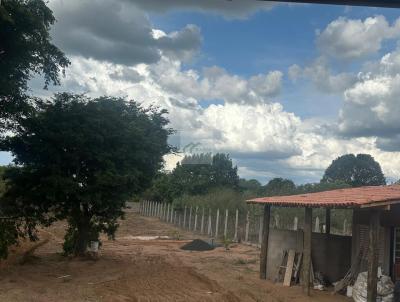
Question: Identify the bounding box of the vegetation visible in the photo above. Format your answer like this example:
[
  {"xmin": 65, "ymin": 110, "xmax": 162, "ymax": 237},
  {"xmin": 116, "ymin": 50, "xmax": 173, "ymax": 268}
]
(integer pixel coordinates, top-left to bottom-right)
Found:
[
  {"xmin": 321, "ymin": 153, "xmax": 386, "ymax": 187},
  {"xmin": 0, "ymin": 0, "xmax": 69, "ymax": 130},
  {"xmin": 1, "ymin": 93, "xmax": 172, "ymax": 256}
]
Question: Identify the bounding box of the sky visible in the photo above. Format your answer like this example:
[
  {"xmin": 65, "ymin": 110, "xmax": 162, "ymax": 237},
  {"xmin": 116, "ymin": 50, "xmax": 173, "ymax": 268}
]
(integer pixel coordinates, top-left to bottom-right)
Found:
[{"xmin": 2, "ymin": 0, "xmax": 400, "ymax": 184}]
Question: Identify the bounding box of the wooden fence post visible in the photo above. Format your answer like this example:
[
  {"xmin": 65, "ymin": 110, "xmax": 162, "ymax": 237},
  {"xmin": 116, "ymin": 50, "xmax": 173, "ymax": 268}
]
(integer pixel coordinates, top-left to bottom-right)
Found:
[
  {"xmin": 224, "ymin": 209, "xmax": 229, "ymax": 238},
  {"xmin": 178, "ymin": 212, "xmax": 181, "ymax": 226},
  {"xmin": 245, "ymin": 211, "xmax": 250, "ymax": 243},
  {"xmin": 215, "ymin": 208, "xmax": 220, "ymax": 238},
  {"xmin": 183, "ymin": 206, "xmax": 187, "ymax": 229},
  {"xmin": 207, "ymin": 208, "xmax": 212, "ymax": 236},
  {"xmin": 174, "ymin": 211, "xmax": 177, "ymax": 224},
  {"xmin": 200, "ymin": 207, "xmax": 205, "ymax": 234},
  {"xmin": 194, "ymin": 206, "xmax": 198, "ymax": 232},
  {"xmin": 170, "ymin": 206, "xmax": 174, "ymax": 223},
  {"xmin": 293, "ymin": 216, "xmax": 298, "ymax": 230},
  {"xmin": 166, "ymin": 204, "xmax": 170, "ymax": 222},
  {"xmin": 188, "ymin": 207, "xmax": 192, "ymax": 230},
  {"xmin": 234, "ymin": 209, "xmax": 239, "ymax": 242}
]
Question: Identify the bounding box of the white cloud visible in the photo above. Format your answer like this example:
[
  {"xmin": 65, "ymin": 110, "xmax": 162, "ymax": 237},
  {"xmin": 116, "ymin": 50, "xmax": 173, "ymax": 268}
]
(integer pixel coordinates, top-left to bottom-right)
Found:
[
  {"xmin": 317, "ymin": 15, "xmax": 400, "ymax": 60},
  {"xmin": 338, "ymin": 48, "xmax": 400, "ymax": 142},
  {"xmin": 288, "ymin": 58, "xmax": 356, "ymax": 93}
]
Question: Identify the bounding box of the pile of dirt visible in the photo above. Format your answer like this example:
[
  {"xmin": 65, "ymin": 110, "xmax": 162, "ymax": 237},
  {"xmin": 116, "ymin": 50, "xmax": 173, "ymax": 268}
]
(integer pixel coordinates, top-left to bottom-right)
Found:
[{"xmin": 180, "ymin": 239, "xmax": 214, "ymax": 251}]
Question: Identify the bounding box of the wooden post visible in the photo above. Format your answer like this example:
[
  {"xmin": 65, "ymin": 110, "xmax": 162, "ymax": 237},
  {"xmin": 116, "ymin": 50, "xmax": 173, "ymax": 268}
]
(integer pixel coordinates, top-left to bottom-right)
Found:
[
  {"xmin": 188, "ymin": 207, "xmax": 192, "ymax": 230},
  {"xmin": 260, "ymin": 204, "xmax": 271, "ymax": 279},
  {"xmin": 303, "ymin": 207, "xmax": 312, "ymax": 295},
  {"xmin": 258, "ymin": 215, "xmax": 263, "ymax": 246},
  {"xmin": 343, "ymin": 219, "xmax": 348, "ymax": 235},
  {"xmin": 170, "ymin": 206, "xmax": 174, "ymax": 223},
  {"xmin": 245, "ymin": 211, "xmax": 250, "ymax": 243},
  {"xmin": 174, "ymin": 211, "xmax": 177, "ymax": 224},
  {"xmin": 234, "ymin": 209, "xmax": 239, "ymax": 242},
  {"xmin": 167, "ymin": 204, "xmax": 170, "ymax": 222},
  {"xmin": 325, "ymin": 209, "xmax": 331, "ymax": 234},
  {"xmin": 200, "ymin": 207, "xmax": 205, "ymax": 234},
  {"xmin": 194, "ymin": 207, "xmax": 198, "ymax": 232},
  {"xmin": 183, "ymin": 206, "xmax": 187, "ymax": 228},
  {"xmin": 293, "ymin": 216, "xmax": 298, "ymax": 230},
  {"xmin": 207, "ymin": 208, "xmax": 212, "ymax": 236},
  {"xmin": 215, "ymin": 209, "xmax": 220, "ymax": 238},
  {"xmin": 224, "ymin": 209, "xmax": 229, "ymax": 238},
  {"xmin": 367, "ymin": 209, "xmax": 380, "ymax": 302}
]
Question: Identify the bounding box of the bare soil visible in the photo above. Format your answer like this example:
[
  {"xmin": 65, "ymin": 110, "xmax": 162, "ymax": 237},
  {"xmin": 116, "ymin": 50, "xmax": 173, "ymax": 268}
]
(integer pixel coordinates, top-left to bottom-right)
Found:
[{"xmin": 0, "ymin": 204, "xmax": 351, "ymax": 302}]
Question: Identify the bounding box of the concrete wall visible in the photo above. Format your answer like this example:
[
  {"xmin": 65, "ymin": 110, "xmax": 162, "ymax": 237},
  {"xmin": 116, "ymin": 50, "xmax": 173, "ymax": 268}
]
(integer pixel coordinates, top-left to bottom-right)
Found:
[{"xmin": 266, "ymin": 229, "xmax": 352, "ymax": 283}]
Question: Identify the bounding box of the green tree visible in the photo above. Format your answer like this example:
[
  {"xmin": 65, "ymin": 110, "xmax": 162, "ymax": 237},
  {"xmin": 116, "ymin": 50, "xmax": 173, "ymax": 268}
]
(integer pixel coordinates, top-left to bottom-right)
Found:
[
  {"xmin": 238, "ymin": 178, "xmax": 262, "ymax": 194},
  {"xmin": 262, "ymin": 178, "xmax": 296, "ymax": 196},
  {"xmin": 1, "ymin": 93, "xmax": 172, "ymax": 256},
  {"xmin": 0, "ymin": 0, "xmax": 69, "ymax": 129},
  {"xmin": 168, "ymin": 153, "xmax": 239, "ymax": 197},
  {"xmin": 321, "ymin": 154, "xmax": 386, "ymax": 187}
]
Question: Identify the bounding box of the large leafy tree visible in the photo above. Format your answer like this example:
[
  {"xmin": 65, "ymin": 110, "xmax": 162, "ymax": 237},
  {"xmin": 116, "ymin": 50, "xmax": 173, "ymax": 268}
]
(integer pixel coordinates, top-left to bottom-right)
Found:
[
  {"xmin": 0, "ymin": 0, "xmax": 69, "ymax": 129},
  {"xmin": 321, "ymin": 154, "xmax": 386, "ymax": 187},
  {"xmin": 168, "ymin": 153, "xmax": 239, "ymax": 197},
  {"xmin": 262, "ymin": 178, "xmax": 296, "ymax": 196},
  {"xmin": 1, "ymin": 93, "xmax": 172, "ymax": 256}
]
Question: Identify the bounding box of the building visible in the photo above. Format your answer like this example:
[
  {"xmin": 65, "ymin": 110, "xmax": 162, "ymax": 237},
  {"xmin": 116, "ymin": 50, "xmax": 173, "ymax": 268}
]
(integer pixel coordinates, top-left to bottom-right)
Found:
[{"xmin": 247, "ymin": 185, "xmax": 400, "ymax": 301}]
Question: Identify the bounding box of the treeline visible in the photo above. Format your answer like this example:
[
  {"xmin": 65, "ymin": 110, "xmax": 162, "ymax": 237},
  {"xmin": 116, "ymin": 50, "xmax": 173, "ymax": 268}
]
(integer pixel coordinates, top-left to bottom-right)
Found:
[{"xmin": 142, "ymin": 153, "xmax": 387, "ymax": 233}]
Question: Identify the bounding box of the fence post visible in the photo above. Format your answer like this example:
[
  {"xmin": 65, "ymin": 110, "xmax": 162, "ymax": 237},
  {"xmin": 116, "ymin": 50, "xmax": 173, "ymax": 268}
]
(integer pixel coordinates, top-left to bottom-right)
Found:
[
  {"xmin": 167, "ymin": 204, "xmax": 170, "ymax": 222},
  {"xmin": 234, "ymin": 209, "xmax": 239, "ymax": 242},
  {"xmin": 194, "ymin": 206, "xmax": 198, "ymax": 232},
  {"xmin": 178, "ymin": 212, "xmax": 181, "ymax": 226},
  {"xmin": 343, "ymin": 219, "xmax": 347, "ymax": 234},
  {"xmin": 275, "ymin": 214, "xmax": 280, "ymax": 229},
  {"xmin": 245, "ymin": 211, "xmax": 250, "ymax": 243},
  {"xmin": 315, "ymin": 216, "xmax": 320, "ymax": 232},
  {"xmin": 183, "ymin": 206, "xmax": 187, "ymax": 229},
  {"xmin": 188, "ymin": 207, "xmax": 193, "ymax": 230},
  {"xmin": 158, "ymin": 203, "xmax": 161, "ymax": 218},
  {"xmin": 200, "ymin": 207, "xmax": 205, "ymax": 234},
  {"xmin": 258, "ymin": 215, "xmax": 263, "ymax": 246},
  {"xmin": 207, "ymin": 208, "xmax": 212, "ymax": 236},
  {"xmin": 145, "ymin": 201, "xmax": 149, "ymax": 216},
  {"xmin": 170, "ymin": 206, "xmax": 174, "ymax": 223},
  {"xmin": 215, "ymin": 208, "xmax": 220, "ymax": 239},
  {"xmin": 224, "ymin": 209, "xmax": 229, "ymax": 238},
  {"xmin": 152, "ymin": 202, "xmax": 155, "ymax": 216},
  {"xmin": 294, "ymin": 216, "xmax": 298, "ymax": 230}
]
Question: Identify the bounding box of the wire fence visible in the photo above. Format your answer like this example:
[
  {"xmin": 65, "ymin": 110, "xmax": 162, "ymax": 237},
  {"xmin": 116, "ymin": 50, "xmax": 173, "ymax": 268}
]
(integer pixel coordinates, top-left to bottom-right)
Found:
[{"xmin": 138, "ymin": 201, "xmax": 352, "ymax": 246}]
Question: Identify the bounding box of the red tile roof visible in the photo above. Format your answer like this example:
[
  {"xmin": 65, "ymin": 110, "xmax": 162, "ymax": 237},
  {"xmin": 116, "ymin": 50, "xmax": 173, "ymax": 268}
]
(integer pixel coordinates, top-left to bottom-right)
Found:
[{"xmin": 247, "ymin": 185, "xmax": 400, "ymax": 208}]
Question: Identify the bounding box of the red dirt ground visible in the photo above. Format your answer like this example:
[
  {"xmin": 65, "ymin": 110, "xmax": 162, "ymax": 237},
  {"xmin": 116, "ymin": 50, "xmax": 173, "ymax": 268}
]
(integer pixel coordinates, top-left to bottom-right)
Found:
[{"xmin": 0, "ymin": 204, "xmax": 351, "ymax": 302}]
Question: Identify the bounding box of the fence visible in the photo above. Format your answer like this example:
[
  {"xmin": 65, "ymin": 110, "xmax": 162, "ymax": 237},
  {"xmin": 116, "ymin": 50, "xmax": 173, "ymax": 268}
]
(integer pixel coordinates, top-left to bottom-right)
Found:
[{"xmin": 138, "ymin": 201, "xmax": 351, "ymax": 246}]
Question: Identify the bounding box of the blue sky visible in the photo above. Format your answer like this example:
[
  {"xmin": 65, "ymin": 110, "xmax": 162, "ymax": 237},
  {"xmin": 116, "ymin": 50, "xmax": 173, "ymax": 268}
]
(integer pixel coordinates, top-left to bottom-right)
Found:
[{"xmin": 3, "ymin": 0, "xmax": 400, "ymax": 184}]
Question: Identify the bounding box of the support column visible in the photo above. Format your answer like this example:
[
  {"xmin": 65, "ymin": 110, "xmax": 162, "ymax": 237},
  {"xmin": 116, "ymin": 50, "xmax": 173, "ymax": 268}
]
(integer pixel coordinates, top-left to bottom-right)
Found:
[
  {"xmin": 325, "ymin": 209, "xmax": 331, "ymax": 234},
  {"xmin": 303, "ymin": 207, "xmax": 312, "ymax": 296},
  {"xmin": 367, "ymin": 209, "xmax": 380, "ymax": 302},
  {"xmin": 260, "ymin": 204, "xmax": 271, "ymax": 280}
]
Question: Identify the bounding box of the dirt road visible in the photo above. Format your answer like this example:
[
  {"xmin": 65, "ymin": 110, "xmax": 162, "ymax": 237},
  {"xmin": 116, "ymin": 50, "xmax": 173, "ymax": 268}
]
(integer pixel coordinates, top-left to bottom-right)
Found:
[{"xmin": 0, "ymin": 204, "xmax": 350, "ymax": 302}]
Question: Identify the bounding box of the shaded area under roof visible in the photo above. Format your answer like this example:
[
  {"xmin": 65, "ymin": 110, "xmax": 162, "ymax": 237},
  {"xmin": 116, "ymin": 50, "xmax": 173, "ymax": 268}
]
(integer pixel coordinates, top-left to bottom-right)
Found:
[{"xmin": 247, "ymin": 185, "xmax": 400, "ymax": 209}]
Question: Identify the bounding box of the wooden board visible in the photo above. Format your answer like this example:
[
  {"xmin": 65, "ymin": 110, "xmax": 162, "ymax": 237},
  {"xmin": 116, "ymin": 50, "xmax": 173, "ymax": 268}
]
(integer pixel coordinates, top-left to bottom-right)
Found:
[{"xmin": 283, "ymin": 250, "xmax": 296, "ymax": 286}]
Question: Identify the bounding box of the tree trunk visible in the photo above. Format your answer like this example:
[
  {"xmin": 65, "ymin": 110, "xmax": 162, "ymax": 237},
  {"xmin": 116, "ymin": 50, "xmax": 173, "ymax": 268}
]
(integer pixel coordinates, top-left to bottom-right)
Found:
[{"xmin": 74, "ymin": 216, "xmax": 90, "ymax": 256}]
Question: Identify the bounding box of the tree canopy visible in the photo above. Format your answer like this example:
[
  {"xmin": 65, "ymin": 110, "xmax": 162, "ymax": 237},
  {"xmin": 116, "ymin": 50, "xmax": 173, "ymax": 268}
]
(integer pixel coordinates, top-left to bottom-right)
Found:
[
  {"xmin": 0, "ymin": 0, "xmax": 69, "ymax": 128},
  {"xmin": 1, "ymin": 93, "xmax": 172, "ymax": 255},
  {"xmin": 321, "ymin": 154, "xmax": 386, "ymax": 187}
]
